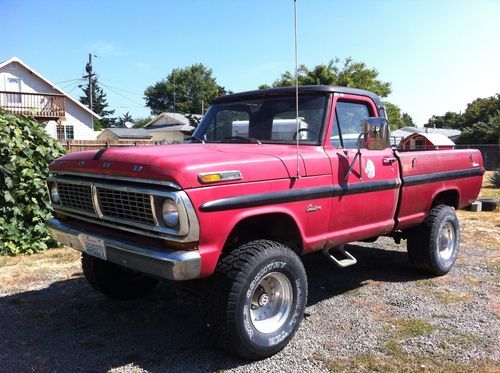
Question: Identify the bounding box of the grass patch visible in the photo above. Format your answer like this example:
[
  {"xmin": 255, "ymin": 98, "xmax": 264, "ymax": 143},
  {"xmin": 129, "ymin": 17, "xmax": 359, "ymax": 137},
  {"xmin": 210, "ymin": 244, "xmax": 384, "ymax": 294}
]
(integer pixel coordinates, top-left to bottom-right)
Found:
[
  {"xmin": 416, "ymin": 279, "xmax": 438, "ymax": 287},
  {"xmin": 480, "ymin": 171, "xmax": 500, "ymax": 199},
  {"xmin": 449, "ymin": 331, "xmax": 489, "ymax": 349},
  {"xmin": 383, "ymin": 339, "xmax": 405, "ymax": 358},
  {"xmin": 434, "ymin": 289, "xmax": 472, "ymax": 304},
  {"xmin": 487, "ymin": 260, "xmax": 500, "ymax": 274},
  {"xmin": 464, "ymin": 275, "xmax": 481, "ymax": 285},
  {"xmin": 388, "ymin": 318, "xmax": 435, "ymax": 337},
  {"xmin": 316, "ymin": 351, "xmax": 499, "ymax": 372}
]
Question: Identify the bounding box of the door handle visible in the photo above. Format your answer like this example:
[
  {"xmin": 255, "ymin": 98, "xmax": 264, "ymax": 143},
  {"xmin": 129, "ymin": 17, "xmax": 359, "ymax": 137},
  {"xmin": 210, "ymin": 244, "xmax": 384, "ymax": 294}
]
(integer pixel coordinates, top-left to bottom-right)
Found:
[{"xmin": 382, "ymin": 157, "xmax": 397, "ymax": 165}]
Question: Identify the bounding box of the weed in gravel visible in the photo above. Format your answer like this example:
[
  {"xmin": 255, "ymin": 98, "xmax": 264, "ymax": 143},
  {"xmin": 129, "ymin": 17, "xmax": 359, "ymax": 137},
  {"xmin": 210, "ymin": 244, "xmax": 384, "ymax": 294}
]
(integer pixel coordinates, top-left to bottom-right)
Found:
[
  {"xmin": 434, "ymin": 288, "xmax": 472, "ymax": 304},
  {"xmin": 464, "ymin": 275, "xmax": 481, "ymax": 285},
  {"xmin": 382, "ymin": 339, "xmax": 405, "ymax": 358},
  {"xmin": 415, "ymin": 279, "xmax": 438, "ymax": 287},
  {"xmin": 487, "ymin": 260, "xmax": 500, "ymax": 274},
  {"xmin": 449, "ymin": 331, "xmax": 489, "ymax": 349},
  {"xmin": 388, "ymin": 318, "xmax": 436, "ymax": 337},
  {"xmin": 317, "ymin": 351, "xmax": 499, "ymax": 372}
]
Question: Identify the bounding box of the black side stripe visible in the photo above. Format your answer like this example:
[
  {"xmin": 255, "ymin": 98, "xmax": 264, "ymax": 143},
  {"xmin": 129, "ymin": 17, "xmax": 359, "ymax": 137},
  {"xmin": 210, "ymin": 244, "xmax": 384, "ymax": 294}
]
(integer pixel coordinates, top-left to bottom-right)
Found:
[
  {"xmin": 200, "ymin": 179, "xmax": 399, "ymax": 212},
  {"xmin": 199, "ymin": 167, "xmax": 484, "ymax": 213},
  {"xmin": 403, "ymin": 167, "xmax": 483, "ymax": 187}
]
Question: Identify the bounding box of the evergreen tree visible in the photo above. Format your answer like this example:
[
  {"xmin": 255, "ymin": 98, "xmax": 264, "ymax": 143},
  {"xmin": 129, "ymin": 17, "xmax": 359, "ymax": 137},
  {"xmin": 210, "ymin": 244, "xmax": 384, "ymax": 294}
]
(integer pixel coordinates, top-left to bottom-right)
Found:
[
  {"xmin": 116, "ymin": 112, "xmax": 133, "ymax": 128},
  {"xmin": 79, "ymin": 79, "xmax": 116, "ymax": 128}
]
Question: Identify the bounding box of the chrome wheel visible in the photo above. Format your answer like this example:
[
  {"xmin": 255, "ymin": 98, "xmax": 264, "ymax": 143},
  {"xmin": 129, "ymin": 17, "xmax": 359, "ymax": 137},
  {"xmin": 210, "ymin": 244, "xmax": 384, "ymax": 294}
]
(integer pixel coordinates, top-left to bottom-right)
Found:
[
  {"xmin": 438, "ymin": 221, "xmax": 456, "ymax": 261},
  {"xmin": 249, "ymin": 272, "xmax": 293, "ymax": 334}
]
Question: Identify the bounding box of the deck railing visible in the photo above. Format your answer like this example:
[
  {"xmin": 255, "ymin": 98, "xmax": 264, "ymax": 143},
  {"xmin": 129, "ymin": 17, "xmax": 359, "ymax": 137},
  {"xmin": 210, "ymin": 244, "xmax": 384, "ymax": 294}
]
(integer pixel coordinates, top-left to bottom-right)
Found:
[{"xmin": 0, "ymin": 91, "xmax": 65, "ymax": 119}]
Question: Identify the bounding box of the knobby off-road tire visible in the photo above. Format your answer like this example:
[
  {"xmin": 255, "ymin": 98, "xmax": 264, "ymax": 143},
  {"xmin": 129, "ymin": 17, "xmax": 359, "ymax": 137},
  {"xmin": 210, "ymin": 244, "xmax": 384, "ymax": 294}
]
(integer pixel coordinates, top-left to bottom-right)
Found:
[
  {"xmin": 211, "ymin": 240, "xmax": 308, "ymax": 360},
  {"xmin": 82, "ymin": 253, "xmax": 159, "ymax": 300},
  {"xmin": 407, "ymin": 204, "xmax": 460, "ymax": 276}
]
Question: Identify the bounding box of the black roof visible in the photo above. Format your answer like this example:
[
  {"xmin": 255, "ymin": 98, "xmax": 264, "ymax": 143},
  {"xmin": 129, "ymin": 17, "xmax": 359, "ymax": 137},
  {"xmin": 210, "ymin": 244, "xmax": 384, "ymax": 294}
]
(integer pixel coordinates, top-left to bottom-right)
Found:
[{"xmin": 211, "ymin": 85, "xmax": 382, "ymax": 108}]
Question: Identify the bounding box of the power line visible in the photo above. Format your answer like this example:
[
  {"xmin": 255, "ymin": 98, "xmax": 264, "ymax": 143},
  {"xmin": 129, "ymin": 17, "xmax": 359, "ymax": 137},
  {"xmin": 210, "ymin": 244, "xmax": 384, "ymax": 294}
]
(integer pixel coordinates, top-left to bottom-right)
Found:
[
  {"xmin": 99, "ymin": 81, "xmax": 145, "ymax": 107},
  {"xmin": 54, "ymin": 78, "xmax": 83, "ymax": 84}
]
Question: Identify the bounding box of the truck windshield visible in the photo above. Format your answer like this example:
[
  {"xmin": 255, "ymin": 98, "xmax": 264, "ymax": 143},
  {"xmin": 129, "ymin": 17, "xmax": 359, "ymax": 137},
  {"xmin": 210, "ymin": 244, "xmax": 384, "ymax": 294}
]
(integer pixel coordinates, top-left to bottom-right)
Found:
[{"xmin": 193, "ymin": 94, "xmax": 328, "ymax": 145}]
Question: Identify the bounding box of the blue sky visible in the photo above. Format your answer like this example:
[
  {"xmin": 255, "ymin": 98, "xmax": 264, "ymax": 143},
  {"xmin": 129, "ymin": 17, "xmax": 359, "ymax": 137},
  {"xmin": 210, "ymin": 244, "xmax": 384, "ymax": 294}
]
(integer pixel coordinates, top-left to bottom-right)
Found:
[{"xmin": 2, "ymin": 0, "xmax": 499, "ymax": 125}]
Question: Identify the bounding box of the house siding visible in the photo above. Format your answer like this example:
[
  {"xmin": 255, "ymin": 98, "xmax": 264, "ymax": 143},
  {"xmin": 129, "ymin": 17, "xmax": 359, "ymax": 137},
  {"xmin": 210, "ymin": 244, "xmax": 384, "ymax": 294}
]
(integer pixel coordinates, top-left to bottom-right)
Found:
[{"xmin": 0, "ymin": 59, "xmax": 97, "ymax": 140}]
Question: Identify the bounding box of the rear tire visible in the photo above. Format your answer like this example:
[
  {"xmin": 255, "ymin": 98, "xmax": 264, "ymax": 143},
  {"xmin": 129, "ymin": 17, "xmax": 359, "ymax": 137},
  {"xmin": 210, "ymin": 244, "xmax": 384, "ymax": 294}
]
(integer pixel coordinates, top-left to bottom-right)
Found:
[
  {"xmin": 211, "ymin": 240, "xmax": 307, "ymax": 360},
  {"xmin": 82, "ymin": 253, "xmax": 159, "ymax": 300},
  {"xmin": 407, "ymin": 204, "xmax": 460, "ymax": 276}
]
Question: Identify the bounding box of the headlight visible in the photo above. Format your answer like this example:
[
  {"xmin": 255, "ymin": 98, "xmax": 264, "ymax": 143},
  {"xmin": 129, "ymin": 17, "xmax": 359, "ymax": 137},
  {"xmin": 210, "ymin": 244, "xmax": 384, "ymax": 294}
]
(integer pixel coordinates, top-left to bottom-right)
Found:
[
  {"xmin": 162, "ymin": 198, "xmax": 179, "ymax": 228},
  {"xmin": 50, "ymin": 183, "xmax": 60, "ymax": 204}
]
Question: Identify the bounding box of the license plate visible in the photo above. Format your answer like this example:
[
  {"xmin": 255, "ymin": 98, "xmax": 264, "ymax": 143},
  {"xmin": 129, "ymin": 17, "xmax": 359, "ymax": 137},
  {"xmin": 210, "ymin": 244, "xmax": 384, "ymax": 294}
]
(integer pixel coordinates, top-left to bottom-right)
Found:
[{"xmin": 82, "ymin": 235, "xmax": 107, "ymax": 260}]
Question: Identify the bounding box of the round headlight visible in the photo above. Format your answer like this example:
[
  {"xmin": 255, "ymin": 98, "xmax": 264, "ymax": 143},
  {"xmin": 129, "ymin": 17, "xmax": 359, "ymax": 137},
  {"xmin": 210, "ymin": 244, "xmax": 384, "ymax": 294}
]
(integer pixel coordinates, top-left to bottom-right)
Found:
[
  {"xmin": 162, "ymin": 198, "xmax": 179, "ymax": 228},
  {"xmin": 50, "ymin": 184, "xmax": 60, "ymax": 204}
]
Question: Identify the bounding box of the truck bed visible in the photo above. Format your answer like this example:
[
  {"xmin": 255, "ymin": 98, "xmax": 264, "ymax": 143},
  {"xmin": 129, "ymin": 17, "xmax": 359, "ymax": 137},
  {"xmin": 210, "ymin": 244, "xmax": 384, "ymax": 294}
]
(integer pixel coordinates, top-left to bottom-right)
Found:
[{"xmin": 396, "ymin": 149, "xmax": 484, "ymax": 230}]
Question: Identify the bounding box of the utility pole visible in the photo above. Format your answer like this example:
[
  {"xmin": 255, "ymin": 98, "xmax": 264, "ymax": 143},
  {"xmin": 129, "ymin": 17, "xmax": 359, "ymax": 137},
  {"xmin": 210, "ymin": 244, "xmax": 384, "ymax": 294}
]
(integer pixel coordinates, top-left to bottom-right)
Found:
[{"xmin": 83, "ymin": 54, "xmax": 96, "ymax": 111}]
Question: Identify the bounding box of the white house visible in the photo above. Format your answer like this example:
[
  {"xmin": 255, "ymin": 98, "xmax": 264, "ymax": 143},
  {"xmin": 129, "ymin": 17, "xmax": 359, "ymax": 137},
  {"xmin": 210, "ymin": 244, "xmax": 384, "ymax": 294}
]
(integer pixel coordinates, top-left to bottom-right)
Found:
[
  {"xmin": 144, "ymin": 112, "xmax": 201, "ymax": 143},
  {"xmin": 0, "ymin": 56, "xmax": 101, "ymax": 141}
]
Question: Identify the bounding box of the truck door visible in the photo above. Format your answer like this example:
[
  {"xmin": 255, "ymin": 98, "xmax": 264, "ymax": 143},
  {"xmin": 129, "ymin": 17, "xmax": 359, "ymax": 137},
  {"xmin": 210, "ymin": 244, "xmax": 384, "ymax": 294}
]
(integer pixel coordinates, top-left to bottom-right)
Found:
[{"xmin": 324, "ymin": 94, "xmax": 400, "ymax": 246}]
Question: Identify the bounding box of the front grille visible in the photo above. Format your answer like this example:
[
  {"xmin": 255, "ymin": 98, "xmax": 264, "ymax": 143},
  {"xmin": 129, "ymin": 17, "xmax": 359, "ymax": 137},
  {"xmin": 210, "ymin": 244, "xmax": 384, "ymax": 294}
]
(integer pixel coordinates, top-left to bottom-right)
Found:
[
  {"xmin": 58, "ymin": 183, "xmax": 94, "ymax": 213},
  {"xmin": 97, "ymin": 188, "xmax": 155, "ymax": 225}
]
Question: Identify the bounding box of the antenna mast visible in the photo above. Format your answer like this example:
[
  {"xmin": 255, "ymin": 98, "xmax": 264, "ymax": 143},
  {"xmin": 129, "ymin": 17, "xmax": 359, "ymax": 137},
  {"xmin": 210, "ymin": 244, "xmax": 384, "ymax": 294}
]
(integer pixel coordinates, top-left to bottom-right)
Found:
[{"xmin": 294, "ymin": 0, "xmax": 300, "ymax": 178}]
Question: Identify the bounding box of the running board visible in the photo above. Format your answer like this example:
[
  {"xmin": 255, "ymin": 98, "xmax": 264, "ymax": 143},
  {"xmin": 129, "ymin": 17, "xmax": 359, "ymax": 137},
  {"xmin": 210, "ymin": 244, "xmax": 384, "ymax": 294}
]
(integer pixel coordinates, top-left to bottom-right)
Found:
[{"xmin": 322, "ymin": 245, "xmax": 357, "ymax": 268}]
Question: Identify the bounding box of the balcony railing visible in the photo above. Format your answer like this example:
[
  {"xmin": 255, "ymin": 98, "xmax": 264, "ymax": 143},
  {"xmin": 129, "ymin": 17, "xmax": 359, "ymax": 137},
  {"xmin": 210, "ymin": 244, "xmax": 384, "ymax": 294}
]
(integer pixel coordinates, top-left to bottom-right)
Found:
[{"xmin": 0, "ymin": 91, "xmax": 65, "ymax": 119}]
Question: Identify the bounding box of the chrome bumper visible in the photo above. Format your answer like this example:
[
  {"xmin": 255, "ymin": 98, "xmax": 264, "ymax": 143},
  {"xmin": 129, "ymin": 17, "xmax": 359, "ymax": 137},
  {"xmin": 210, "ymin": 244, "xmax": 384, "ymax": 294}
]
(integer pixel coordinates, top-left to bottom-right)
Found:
[{"xmin": 47, "ymin": 218, "xmax": 201, "ymax": 281}]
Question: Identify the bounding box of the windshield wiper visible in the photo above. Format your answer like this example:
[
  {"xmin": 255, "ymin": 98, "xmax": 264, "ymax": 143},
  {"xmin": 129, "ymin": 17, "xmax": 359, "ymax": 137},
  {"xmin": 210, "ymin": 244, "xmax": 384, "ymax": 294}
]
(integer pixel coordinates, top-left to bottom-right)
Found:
[
  {"xmin": 186, "ymin": 135, "xmax": 205, "ymax": 143},
  {"xmin": 220, "ymin": 136, "xmax": 262, "ymax": 145}
]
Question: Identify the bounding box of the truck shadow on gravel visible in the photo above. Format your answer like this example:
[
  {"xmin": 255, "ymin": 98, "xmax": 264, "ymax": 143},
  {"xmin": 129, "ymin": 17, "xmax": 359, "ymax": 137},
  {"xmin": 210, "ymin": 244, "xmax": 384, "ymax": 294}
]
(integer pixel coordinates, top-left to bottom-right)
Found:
[{"xmin": 0, "ymin": 243, "xmax": 429, "ymax": 372}]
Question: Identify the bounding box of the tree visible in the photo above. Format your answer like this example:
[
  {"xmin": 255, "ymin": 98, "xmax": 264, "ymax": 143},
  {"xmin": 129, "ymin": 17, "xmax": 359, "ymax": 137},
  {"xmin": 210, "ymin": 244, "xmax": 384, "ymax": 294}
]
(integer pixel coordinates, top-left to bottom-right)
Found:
[
  {"xmin": 461, "ymin": 94, "xmax": 500, "ymax": 129},
  {"xmin": 425, "ymin": 94, "xmax": 500, "ymax": 131},
  {"xmin": 426, "ymin": 111, "xmax": 463, "ymax": 129},
  {"xmin": 456, "ymin": 115, "xmax": 500, "ymax": 144},
  {"xmin": 116, "ymin": 112, "xmax": 133, "ymax": 128},
  {"xmin": 260, "ymin": 58, "xmax": 412, "ymax": 130},
  {"xmin": 79, "ymin": 80, "xmax": 116, "ymax": 128},
  {"xmin": 382, "ymin": 101, "xmax": 405, "ymax": 130},
  {"xmin": 144, "ymin": 64, "xmax": 228, "ymax": 115},
  {"xmin": 259, "ymin": 58, "xmax": 392, "ymax": 98},
  {"xmin": 132, "ymin": 116, "xmax": 153, "ymax": 128},
  {"xmin": 401, "ymin": 112, "xmax": 415, "ymax": 127}
]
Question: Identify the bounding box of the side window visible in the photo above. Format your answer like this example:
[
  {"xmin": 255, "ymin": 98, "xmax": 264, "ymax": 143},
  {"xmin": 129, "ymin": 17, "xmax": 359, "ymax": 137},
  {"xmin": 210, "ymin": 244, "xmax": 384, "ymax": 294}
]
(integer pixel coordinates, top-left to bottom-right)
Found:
[{"xmin": 330, "ymin": 101, "xmax": 371, "ymax": 149}]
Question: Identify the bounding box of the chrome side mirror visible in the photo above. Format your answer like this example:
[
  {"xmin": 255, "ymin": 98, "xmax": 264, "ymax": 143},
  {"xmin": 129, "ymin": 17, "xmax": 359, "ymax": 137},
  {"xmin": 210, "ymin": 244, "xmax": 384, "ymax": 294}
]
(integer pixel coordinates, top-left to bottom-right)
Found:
[{"xmin": 364, "ymin": 117, "xmax": 389, "ymax": 150}]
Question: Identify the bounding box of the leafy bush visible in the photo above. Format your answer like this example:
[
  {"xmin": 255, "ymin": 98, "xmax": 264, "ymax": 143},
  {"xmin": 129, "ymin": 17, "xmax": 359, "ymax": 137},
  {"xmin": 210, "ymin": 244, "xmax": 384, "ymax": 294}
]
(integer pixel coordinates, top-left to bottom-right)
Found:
[
  {"xmin": 0, "ymin": 110, "xmax": 65, "ymax": 255},
  {"xmin": 489, "ymin": 168, "xmax": 500, "ymax": 188}
]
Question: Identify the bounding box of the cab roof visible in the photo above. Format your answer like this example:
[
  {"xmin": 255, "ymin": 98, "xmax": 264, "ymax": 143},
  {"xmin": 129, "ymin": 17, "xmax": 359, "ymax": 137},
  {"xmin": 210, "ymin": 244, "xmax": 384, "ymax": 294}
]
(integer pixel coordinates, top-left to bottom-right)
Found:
[{"xmin": 211, "ymin": 85, "xmax": 382, "ymax": 108}]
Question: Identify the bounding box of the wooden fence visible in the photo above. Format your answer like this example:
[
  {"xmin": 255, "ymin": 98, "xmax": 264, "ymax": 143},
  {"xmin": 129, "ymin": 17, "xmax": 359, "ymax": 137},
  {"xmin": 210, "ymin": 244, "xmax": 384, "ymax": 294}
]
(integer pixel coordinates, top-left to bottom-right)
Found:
[{"xmin": 62, "ymin": 140, "xmax": 168, "ymax": 153}]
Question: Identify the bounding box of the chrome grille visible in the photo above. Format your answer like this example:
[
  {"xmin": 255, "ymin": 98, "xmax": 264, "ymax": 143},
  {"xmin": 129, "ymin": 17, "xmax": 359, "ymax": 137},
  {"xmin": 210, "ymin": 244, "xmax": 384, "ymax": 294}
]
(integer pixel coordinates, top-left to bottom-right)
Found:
[
  {"xmin": 58, "ymin": 183, "xmax": 94, "ymax": 213},
  {"xmin": 97, "ymin": 188, "xmax": 155, "ymax": 225}
]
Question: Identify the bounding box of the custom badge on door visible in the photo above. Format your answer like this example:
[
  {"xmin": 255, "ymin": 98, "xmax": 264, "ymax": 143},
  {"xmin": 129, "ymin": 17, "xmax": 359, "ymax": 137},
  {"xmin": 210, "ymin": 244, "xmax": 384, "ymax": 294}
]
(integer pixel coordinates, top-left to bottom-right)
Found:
[{"xmin": 365, "ymin": 159, "xmax": 376, "ymax": 179}]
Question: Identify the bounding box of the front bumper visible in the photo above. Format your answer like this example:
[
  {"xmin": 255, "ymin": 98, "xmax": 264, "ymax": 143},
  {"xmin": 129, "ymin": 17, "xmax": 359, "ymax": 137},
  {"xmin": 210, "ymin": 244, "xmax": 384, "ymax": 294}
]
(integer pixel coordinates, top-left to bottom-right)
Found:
[{"xmin": 47, "ymin": 218, "xmax": 202, "ymax": 281}]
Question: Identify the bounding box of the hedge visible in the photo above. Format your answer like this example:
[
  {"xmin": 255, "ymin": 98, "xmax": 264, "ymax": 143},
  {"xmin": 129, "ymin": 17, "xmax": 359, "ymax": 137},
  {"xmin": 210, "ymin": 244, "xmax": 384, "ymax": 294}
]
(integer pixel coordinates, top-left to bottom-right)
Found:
[{"xmin": 0, "ymin": 110, "xmax": 65, "ymax": 255}]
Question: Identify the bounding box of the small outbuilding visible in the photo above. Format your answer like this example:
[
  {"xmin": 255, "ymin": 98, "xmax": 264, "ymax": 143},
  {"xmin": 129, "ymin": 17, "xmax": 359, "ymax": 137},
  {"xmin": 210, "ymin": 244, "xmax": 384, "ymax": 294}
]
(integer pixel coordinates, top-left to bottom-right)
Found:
[
  {"xmin": 399, "ymin": 132, "xmax": 455, "ymax": 150},
  {"xmin": 143, "ymin": 112, "xmax": 201, "ymax": 143},
  {"xmin": 97, "ymin": 128, "xmax": 152, "ymax": 141}
]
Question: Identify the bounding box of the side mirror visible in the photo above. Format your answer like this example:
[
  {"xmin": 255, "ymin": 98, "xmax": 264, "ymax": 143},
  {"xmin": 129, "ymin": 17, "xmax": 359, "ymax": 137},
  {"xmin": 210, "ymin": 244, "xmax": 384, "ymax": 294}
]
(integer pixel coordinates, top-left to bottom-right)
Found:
[{"xmin": 364, "ymin": 117, "xmax": 389, "ymax": 150}]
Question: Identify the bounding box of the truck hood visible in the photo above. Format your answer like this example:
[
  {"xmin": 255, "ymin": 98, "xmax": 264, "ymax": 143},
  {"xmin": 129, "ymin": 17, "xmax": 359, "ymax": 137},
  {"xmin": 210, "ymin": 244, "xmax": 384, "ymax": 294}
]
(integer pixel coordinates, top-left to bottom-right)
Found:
[{"xmin": 49, "ymin": 143, "xmax": 307, "ymax": 189}]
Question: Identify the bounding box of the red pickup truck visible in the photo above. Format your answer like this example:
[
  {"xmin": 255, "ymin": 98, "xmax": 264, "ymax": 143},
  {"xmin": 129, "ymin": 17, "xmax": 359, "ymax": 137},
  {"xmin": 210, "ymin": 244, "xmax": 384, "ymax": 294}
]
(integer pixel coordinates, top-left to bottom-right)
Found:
[{"xmin": 46, "ymin": 86, "xmax": 484, "ymax": 359}]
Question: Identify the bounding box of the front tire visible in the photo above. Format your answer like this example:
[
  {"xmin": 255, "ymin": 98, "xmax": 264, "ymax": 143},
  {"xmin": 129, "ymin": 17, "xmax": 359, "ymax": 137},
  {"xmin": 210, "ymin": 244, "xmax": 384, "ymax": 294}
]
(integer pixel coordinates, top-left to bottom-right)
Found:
[
  {"xmin": 407, "ymin": 204, "xmax": 460, "ymax": 276},
  {"xmin": 211, "ymin": 240, "xmax": 307, "ymax": 360},
  {"xmin": 82, "ymin": 253, "xmax": 159, "ymax": 300}
]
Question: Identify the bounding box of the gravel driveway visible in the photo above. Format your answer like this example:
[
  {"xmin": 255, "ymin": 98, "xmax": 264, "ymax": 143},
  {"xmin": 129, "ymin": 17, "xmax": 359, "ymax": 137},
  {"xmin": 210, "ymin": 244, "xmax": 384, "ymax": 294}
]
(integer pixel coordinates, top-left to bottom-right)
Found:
[{"xmin": 0, "ymin": 215, "xmax": 498, "ymax": 372}]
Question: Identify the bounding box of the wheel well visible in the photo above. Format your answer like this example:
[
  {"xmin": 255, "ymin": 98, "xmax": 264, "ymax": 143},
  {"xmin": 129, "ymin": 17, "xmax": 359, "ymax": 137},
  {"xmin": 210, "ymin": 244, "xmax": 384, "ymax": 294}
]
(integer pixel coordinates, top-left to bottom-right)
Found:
[
  {"xmin": 432, "ymin": 189, "xmax": 459, "ymax": 209},
  {"xmin": 222, "ymin": 213, "xmax": 302, "ymax": 255}
]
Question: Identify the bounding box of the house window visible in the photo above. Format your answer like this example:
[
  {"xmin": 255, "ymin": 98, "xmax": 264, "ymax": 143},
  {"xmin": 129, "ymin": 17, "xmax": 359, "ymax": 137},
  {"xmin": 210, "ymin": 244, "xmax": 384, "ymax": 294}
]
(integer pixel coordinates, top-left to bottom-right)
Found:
[
  {"xmin": 57, "ymin": 125, "xmax": 74, "ymax": 140},
  {"xmin": 6, "ymin": 77, "xmax": 22, "ymax": 104}
]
